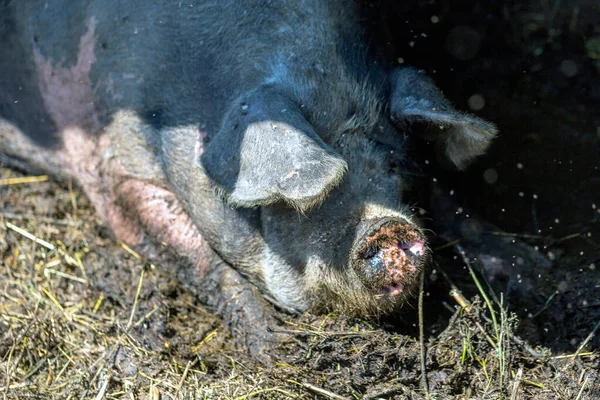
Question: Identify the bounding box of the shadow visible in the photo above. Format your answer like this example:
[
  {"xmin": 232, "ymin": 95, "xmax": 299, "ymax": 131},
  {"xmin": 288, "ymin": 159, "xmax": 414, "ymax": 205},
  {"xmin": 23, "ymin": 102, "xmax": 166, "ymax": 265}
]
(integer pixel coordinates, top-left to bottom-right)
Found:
[{"xmin": 370, "ymin": 0, "xmax": 600, "ymax": 353}]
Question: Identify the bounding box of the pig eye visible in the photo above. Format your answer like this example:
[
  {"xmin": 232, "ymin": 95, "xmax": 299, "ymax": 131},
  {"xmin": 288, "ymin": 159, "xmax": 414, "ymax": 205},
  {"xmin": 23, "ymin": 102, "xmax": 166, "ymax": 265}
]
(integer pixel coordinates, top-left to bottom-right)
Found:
[
  {"xmin": 372, "ymin": 141, "xmax": 404, "ymax": 174},
  {"xmin": 388, "ymin": 159, "xmax": 400, "ymax": 175},
  {"xmin": 373, "ymin": 140, "xmax": 422, "ymax": 179}
]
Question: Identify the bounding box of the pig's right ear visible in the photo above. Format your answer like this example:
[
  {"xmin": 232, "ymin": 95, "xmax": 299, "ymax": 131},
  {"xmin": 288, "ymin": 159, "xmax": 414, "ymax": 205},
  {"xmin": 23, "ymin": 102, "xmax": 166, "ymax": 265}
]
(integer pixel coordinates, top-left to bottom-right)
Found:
[
  {"xmin": 389, "ymin": 67, "xmax": 498, "ymax": 169},
  {"xmin": 200, "ymin": 86, "xmax": 347, "ymax": 211}
]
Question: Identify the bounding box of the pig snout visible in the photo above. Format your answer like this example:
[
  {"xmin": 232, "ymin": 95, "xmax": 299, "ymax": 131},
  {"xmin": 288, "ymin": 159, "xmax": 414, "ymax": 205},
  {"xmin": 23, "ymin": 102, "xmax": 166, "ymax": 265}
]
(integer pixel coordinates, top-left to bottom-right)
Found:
[{"xmin": 354, "ymin": 218, "xmax": 427, "ymax": 297}]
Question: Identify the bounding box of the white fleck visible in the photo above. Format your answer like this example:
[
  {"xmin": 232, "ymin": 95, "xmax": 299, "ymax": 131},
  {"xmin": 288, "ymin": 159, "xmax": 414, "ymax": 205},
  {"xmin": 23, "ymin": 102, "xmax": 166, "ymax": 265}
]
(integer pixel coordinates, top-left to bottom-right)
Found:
[
  {"xmin": 483, "ymin": 168, "xmax": 498, "ymax": 184},
  {"xmin": 517, "ymin": 163, "xmax": 524, "ymax": 169},
  {"xmin": 516, "ymin": 257, "xmax": 524, "ymax": 265},
  {"xmin": 560, "ymin": 59, "xmax": 578, "ymax": 77},
  {"xmin": 431, "ymin": 15, "xmax": 439, "ymax": 23},
  {"xmin": 467, "ymin": 94, "xmax": 485, "ymax": 111},
  {"xmin": 519, "ymin": 192, "xmax": 524, "ymax": 197}
]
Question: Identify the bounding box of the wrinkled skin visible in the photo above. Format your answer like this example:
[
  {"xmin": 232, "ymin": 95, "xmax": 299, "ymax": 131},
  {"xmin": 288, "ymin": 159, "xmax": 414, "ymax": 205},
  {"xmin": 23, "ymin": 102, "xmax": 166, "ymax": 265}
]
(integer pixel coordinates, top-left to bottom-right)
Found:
[{"xmin": 0, "ymin": 1, "xmax": 496, "ymax": 326}]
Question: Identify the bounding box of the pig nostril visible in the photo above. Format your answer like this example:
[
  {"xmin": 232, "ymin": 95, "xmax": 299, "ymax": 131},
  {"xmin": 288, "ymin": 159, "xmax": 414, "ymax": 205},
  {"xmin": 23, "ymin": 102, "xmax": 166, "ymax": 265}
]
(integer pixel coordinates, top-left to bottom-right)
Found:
[
  {"xmin": 399, "ymin": 241, "xmax": 425, "ymax": 257},
  {"xmin": 361, "ymin": 246, "xmax": 378, "ymax": 260}
]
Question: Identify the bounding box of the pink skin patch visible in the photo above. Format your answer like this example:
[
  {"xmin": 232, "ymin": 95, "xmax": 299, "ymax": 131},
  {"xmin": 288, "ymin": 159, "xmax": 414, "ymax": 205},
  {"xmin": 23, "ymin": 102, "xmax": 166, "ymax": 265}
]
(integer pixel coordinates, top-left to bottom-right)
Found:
[
  {"xmin": 388, "ymin": 284, "xmax": 405, "ymax": 297},
  {"xmin": 116, "ymin": 180, "xmax": 214, "ymax": 276},
  {"xmin": 1, "ymin": 18, "xmax": 103, "ymax": 179},
  {"xmin": 22, "ymin": 18, "xmax": 216, "ymax": 277},
  {"xmin": 34, "ymin": 17, "xmax": 100, "ymax": 133}
]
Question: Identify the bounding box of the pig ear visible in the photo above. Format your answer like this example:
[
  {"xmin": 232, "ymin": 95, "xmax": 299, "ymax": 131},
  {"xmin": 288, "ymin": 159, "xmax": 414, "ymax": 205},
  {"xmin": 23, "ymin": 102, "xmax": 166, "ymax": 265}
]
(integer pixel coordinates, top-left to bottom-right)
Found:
[
  {"xmin": 389, "ymin": 67, "xmax": 498, "ymax": 169},
  {"xmin": 200, "ymin": 86, "xmax": 347, "ymax": 210}
]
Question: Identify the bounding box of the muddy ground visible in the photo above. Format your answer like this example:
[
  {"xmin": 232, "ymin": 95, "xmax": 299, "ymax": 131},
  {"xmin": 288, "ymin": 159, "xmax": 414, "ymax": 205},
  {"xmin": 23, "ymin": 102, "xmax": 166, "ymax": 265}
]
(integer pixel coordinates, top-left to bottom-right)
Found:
[{"xmin": 1, "ymin": 1, "xmax": 599, "ymax": 399}]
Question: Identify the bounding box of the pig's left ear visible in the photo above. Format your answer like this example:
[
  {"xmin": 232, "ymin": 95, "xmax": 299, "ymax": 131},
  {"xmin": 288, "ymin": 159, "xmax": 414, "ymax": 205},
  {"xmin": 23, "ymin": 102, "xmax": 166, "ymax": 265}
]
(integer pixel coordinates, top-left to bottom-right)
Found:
[
  {"xmin": 201, "ymin": 85, "xmax": 347, "ymax": 211},
  {"xmin": 389, "ymin": 67, "xmax": 498, "ymax": 169}
]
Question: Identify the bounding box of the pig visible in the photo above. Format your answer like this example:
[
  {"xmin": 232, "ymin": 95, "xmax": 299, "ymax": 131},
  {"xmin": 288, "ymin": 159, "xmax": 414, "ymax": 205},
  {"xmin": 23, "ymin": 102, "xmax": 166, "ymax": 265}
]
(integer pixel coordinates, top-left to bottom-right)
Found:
[{"xmin": 0, "ymin": 0, "xmax": 496, "ymax": 346}]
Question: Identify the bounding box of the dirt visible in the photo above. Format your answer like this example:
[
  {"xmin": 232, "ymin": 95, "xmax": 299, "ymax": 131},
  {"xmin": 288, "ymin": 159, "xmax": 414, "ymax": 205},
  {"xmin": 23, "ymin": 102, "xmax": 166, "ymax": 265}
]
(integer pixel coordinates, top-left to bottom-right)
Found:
[{"xmin": 1, "ymin": 1, "xmax": 599, "ymax": 399}]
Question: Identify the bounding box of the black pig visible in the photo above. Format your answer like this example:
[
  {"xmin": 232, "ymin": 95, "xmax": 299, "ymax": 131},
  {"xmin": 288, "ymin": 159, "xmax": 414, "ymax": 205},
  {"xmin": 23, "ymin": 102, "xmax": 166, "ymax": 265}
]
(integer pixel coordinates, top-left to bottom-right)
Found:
[{"xmin": 0, "ymin": 1, "xmax": 496, "ymax": 335}]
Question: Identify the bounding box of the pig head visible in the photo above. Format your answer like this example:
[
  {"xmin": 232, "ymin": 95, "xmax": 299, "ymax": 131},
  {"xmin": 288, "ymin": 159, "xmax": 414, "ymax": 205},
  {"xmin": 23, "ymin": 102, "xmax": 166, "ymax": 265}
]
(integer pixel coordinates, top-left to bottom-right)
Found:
[{"xmin": 163, "ymin": 67, "xmax": 496, "ymax": 315}]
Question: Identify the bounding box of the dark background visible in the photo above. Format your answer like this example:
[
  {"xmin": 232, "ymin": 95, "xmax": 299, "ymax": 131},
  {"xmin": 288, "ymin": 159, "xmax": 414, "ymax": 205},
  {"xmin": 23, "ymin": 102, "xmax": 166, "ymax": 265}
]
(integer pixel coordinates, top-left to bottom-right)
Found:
[{"xmin": 365, "ymin": 0, "xmax": 599, "ymax": 352}]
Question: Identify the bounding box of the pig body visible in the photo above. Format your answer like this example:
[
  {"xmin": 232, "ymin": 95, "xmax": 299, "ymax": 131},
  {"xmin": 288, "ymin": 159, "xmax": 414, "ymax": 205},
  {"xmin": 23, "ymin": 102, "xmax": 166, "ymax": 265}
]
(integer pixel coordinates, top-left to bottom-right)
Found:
[{"xmin": 0, "ymin": 1, "xmax": 496, "ymax": 316}]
